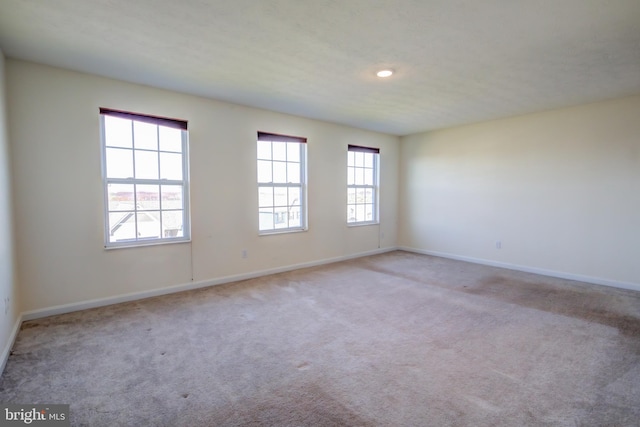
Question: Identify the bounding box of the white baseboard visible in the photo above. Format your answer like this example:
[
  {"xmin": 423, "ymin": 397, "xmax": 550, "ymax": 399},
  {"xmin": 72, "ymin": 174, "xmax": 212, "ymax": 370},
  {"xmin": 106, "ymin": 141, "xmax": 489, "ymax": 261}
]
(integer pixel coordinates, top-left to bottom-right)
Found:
[
  {"xmin": 0, "ymin": 313, "xmax": 23, "ymax": 375},
  {"xmin": 21, "ymin": 246, "xmax": 398, "ymax": 322},
  {"xmin": 399, "ymin": 246, "xmax": 640, "ymax": 293}
]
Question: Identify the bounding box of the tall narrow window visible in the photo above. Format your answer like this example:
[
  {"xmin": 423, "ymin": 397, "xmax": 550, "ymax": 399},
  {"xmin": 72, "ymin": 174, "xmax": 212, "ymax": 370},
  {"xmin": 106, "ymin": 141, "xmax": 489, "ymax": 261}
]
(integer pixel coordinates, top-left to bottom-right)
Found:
[
  {"xmin": 100, "ymin": 108, "xmax": 190, "ymax": 248},
  {"xmin": 347, "ymin": 145, "xmax": 379, "ymax": 224},
  {"xmin": 257, "ymin": 132, "xmax": 307, "ymax": 233}
]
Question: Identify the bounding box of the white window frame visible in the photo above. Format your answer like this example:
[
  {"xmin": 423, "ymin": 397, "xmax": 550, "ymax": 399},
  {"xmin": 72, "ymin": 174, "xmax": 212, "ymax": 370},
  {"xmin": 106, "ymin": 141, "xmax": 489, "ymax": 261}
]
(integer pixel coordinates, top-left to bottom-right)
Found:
[
  {"xmin": 100, "ymin": 108, "xmax": 190, "ymax": 248},
  {"xmin": 347, "ymin": 145, "xmax": 379, "ymax": 225},
  {"xmin": 257, "ymin": 132, "xmax": 307, "ymax": 234}
]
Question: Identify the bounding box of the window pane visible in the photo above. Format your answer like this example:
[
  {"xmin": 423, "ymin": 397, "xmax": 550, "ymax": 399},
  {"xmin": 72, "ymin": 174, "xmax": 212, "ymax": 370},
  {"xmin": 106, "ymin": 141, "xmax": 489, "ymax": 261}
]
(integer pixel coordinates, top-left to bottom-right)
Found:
[
  {"xmin": 355, "ymin": 167, "xmax": 364, "ymax": 185},
  {"xmin": 274, "ymin": 206, "xmax": 288, "ymax": 229},
  {"xmin": 273, "ymin": 162, "xmax": 287, "ymax": 183},
  {"xmin": 365, "ymin": 204, "xmax": 374, "ymax": 222},
  {"xmin": 272, "ymin": 142, "xmax": 286, "ymax": 161},
  {"xmin": 347, "ymin": 188, "xmax": 356, "ymax": 204},
  {"xmin": 109, "ymin": 212, "xmax": 136, "ymax": 242},
  {"xmin": 347, "ymin": 205, "xmax": 356, "ymax": 222},
  {"xmin": 365, "ymin": 188, "xmax": 373, "ymax": 203},
  {"xmin": 160, "ymin": 152, "xmax": 183, "ymax": 180},
  {"xmin": 159, "ymin": 126, "xmax": 182, "ymax": 152},
  {"xmin": 288, "ymin": 187, "xmax": 301, "ymax": 206},
  {"xmin": 135, "ymin": 150, "xmax": 159, "ymax": 179},
  {"xmin": 287, "ymin": 143, "xmax": 300, "ymax": 162},
  {"xmin": 257, "ymin": 160, "xmax": 272, "ymax": 183},
  {"xmin": 364, "ymin": 168, "xmax": 374, "ymax": 185},
  {"xmin": 355, "ymin": 152, "xmax": 364, "ymax": 167},
  {"xmin": 104, "ymin": 116, "xmax": 132, "ymax": 148},
  {"xmin": 287, "ymin": 162, "xmax": 300, "ymax": 184},
  {"xmin": 347, "ymin": 151, "xmax": 355, "ymax": 167},
  {"xmin": 257, "ymin": 141, "xmax": 272, "ymax": 160},
  {"xmin": 258, "ymin": 187, "xmax": 274, "ymax": 208},
  {"xmin": 259, "ymin": 208, "xmax": 274, "ymax": 231},
  {"xmin": 356, "ymin": 205, "xmax": 365, "ymax": 222},
  {"xmin": 162, "ymin": 210, "xmax": 183, "ymax": 238},
  {"xmin": 274, "ymin": 187, "xmax": 287, "ymax": 206},
  {"xmin": 347, "ymin": 166, "xmax": 354, "ymax": 185},
  {"xmin": 137, "ymin": 211, "xmax": 161, "ymax": 239},
  {"xmin": 107, "ymin": 183, "xmax": 134, "ymax": 211},
  {"xmin": 134, "ymin": 121, "xmax": 158, "ymax": 150},
  {"xmin": 136, "ymin": 184, "xmax": 160, "ymax": 210},
  {"xmin": 289, "ymin": 206, "xmax": 301, "ymax": 228},
  {"xmin": 161, "ymin": 185, "xmax": 183, "ymax": 210},
  {"xmin": 106, "ymin": 148, "xmax": 133, "ymax": 179},
  {"xmin": 356, "ymin": 188, "xmax": 365, "ymax": 203},
  {"xmin": 364, "ymin": 153, "xmax": 374, "ymax": 168}
]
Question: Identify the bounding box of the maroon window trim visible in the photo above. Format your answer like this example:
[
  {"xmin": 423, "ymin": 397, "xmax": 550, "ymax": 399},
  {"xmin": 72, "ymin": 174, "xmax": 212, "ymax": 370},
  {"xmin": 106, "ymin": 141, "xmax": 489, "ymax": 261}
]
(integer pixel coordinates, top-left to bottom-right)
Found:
[
  {"xmin": 348, "ymin": 144, "xmax": 380, "ymax": 154},
  {"xmin": 258, "ymin": 131, "xmax": 307, "ymax": 143},
  {"xmin": 100, "ymin": 108, "xmax": 187, "ymax": 130}
]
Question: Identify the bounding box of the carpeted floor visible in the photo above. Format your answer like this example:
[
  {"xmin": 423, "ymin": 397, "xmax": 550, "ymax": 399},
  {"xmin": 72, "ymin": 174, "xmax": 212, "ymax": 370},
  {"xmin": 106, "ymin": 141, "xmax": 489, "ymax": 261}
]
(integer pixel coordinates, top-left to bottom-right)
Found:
[{"xmin": 1, "ymin": 251, "xmax": 639, "ymax": 426}]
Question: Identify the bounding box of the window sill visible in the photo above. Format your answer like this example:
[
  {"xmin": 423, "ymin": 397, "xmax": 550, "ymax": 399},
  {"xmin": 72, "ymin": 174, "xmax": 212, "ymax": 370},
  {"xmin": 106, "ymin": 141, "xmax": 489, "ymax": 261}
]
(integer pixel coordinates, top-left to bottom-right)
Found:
[
  {"xmin": 104, "ymin": 238, "xmax": 191, "ymax": 250},
  {"xmin": 347, "ymin": 221, "xmax": 380, "ymax": 228},
  {"xmin": 259, "ymin": 228, "xmax": 308, "ymax": 236}
]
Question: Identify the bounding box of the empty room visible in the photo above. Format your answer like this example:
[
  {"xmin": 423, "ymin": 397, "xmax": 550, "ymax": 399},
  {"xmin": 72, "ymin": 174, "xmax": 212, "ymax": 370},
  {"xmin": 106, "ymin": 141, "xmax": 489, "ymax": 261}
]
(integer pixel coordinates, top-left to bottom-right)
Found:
[{"xmin": 0, "ymin": 1, "xmax": 639, "ymax": 426}]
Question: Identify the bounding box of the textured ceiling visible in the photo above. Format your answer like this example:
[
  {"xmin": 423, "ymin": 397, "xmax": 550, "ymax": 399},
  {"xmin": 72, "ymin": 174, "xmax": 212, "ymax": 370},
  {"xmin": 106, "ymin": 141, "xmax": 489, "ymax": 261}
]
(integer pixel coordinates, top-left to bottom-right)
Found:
[{"xmin": 0, "ymin": 0, "xmax": 639, "ymax": 135}]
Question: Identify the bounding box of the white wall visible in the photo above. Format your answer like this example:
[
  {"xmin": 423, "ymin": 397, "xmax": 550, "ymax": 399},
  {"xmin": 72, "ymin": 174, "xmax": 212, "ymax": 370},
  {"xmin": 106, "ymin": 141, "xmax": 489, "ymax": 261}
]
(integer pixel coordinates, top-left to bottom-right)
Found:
[
  {"xmin": 400, "ymin": 96, "xmax": 640, "ymax": 288},
  {"xmin": 0, "ymin": 50, "xmax": 21, "ymax": 369},
  {"xmin": 8, "ymin": 60, "xmax": 399, "ymax": 313},
  {"xmin": 12, "ymin": 56, "xmax": 637, "ymax": 318}
]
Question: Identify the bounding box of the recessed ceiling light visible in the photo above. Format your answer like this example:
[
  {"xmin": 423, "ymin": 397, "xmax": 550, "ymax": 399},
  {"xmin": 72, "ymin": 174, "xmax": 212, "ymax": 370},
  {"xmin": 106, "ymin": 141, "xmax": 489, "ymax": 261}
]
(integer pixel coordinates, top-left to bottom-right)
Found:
[{"xmin": 376, "ymin": 69, "xmax": 393, "ymax": 78}]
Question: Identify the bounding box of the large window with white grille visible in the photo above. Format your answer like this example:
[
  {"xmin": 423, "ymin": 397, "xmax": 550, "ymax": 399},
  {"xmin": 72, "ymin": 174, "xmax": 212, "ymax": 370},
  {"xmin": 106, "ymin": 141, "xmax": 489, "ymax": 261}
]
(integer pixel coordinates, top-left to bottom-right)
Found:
[
  {"xmin": 347, "ymin": 145, "xmax": 379, "ymax": 224},
  {"xmin": 257, "ymin": 132, "xmax": 307, "ymax": 233},
  {"xmin": 100, "ymin": 108, "xmax": 190, "ymax": 248}
]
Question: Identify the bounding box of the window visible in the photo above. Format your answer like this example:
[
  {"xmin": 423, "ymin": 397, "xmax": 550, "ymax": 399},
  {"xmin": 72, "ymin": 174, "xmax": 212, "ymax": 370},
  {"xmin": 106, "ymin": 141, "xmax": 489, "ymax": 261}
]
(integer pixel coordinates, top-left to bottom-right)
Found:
[
  {"xmin": 100, "ymin": 108, "xmax": 190, "ymax": 248},
  {"xmin": 347, "ymin": 145, "xmax": 379, "ymax": 224},
  {"xmin": 257, "ymin": 132, "xmax": 307, "ymax": 233}
]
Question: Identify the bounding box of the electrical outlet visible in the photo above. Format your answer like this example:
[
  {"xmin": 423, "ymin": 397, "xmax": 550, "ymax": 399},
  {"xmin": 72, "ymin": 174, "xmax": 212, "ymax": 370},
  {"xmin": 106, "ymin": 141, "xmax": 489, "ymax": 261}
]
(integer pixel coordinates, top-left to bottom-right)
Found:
[
  {"xmin": 496, "ymin": 241, "xmax": 502, "ymax": 249},
  {"xmin": 241, "ymin": 249, "xmax": 248, "ymax": 259}
]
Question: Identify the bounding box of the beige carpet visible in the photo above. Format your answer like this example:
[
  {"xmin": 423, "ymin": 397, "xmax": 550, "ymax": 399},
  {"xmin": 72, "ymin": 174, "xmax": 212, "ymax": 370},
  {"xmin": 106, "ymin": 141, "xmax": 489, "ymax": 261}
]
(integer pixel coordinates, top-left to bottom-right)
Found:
[{"xmin": 1, "ymin": 251, "xmax": 639, "ymax": 426}]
